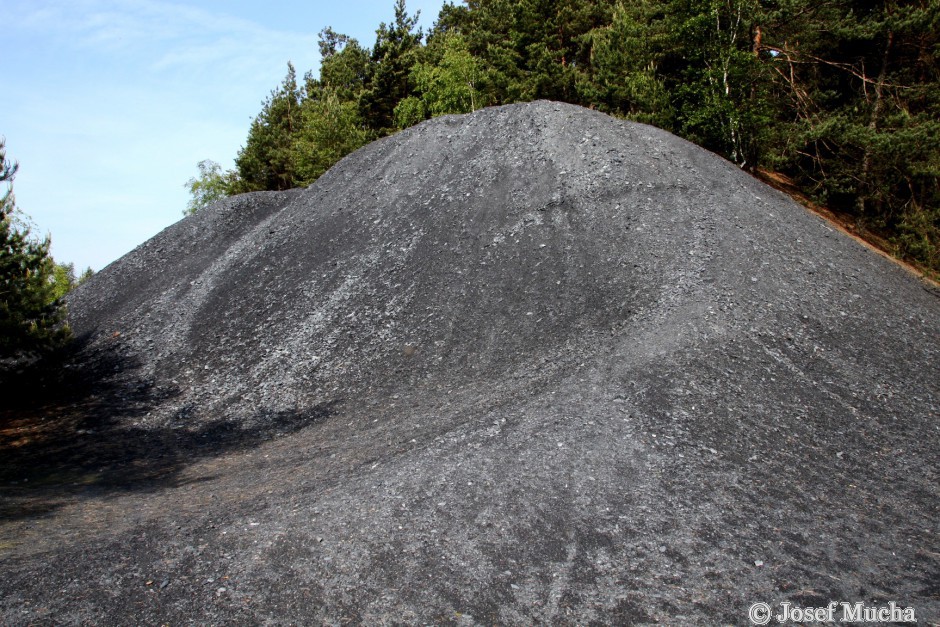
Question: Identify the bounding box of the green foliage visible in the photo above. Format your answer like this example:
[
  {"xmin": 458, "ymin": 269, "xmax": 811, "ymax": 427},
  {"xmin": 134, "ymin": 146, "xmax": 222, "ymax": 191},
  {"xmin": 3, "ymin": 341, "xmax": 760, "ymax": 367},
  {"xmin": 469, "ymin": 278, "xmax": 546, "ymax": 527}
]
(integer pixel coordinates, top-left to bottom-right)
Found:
[
  {"xmin": 399, "ymin": 33, "xmax": 486, "ymax": 127},
  {"xmin": 184, "ymin": 159, "xmax": 239, "ymax": 215},
  {"xmin": 458, "ymin": 0, "xmax": 531, "ymax": 103},
  {"xmin": 896, "ymin": 203, "xmax": 940, "ymax": 273},
  {"xmin": 393, "ymin": 96, "xmax": 427, "ymax": 129},
  {"xmin": 50, "ymin": 262, "xmax": 93, "ymax": 302},
  {"xmin": 235, "ymin": 63, "xmax": 302, "ymax": 192},
  {"xmin": 758, "ymin": 0, "xmax": 940, "ymax": 269},
  {"xmin": 293, "ymin": 89, "xmax": 370, "ymax": 185},
  {"xmin": 364, "ymin": 0, "xmax": 425, "ymax": 133},
  {"xmin": 0, "ymin": 139, "xmax": 70, "ymax": 362},
  {"xmin": 450, "ymin": 0, "xmax": 607, "ymax": 104},
  {"xmin": 580, "ymin": 0, "xmax": 673, "ymax": 126},
  {"xmin": 317, "ymin": 28, "xmax": 372, "ymax": 103},
  {"xmin": 667, "ymin": 0, "xmax": 770, "ymax": 168},
  {"xmin": 429, "ymin": 2, "xmax": 471, "ymax": 39}
]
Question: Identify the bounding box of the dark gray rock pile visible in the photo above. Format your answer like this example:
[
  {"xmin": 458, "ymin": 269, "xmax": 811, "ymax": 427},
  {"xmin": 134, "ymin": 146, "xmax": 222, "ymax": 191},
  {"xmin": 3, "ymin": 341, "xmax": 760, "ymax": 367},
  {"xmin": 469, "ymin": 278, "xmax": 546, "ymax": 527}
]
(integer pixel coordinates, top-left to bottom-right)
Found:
[{"xmin": 3, "ymin": 101, "xmax": 937, "ymax": 624}]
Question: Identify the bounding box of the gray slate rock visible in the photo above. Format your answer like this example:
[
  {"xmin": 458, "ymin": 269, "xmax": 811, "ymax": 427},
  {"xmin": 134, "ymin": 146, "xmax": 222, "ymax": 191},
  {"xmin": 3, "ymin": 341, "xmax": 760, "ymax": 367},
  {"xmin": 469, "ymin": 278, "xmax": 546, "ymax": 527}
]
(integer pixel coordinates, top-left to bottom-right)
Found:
[{"xmin": 3, "ymin": 101, "xmax": 938, "ymax": 624}]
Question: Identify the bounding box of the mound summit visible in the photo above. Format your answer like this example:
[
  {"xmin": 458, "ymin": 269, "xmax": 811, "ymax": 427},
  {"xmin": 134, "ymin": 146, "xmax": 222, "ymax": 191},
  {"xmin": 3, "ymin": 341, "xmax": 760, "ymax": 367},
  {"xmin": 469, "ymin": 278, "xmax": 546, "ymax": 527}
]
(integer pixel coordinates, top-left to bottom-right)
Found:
[{"xmin": 2, "ymin": 101, "xmax": 938, "ymax": 623}]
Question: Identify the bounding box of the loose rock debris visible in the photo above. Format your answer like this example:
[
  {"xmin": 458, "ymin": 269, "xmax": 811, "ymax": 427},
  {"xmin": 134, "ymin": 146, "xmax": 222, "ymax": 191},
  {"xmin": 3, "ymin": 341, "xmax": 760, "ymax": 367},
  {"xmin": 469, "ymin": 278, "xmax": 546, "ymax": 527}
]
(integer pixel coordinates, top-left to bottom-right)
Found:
[{"xmin": 1, "ymin": 101, "xmax": 937, "ymax": 624}]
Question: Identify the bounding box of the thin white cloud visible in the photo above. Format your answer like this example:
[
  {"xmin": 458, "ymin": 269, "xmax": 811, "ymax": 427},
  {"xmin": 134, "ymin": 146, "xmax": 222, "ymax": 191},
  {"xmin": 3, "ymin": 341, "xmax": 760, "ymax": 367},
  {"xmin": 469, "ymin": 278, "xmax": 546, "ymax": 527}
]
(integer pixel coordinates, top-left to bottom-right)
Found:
[
  {"xmin": 5, "ymin": 0, "xmax": 321, "ymax": 270},
  {"xmin": 11, "ymin": 0, "xmax": 318, "ymax": 81},
  {"xmin": 4, "ymin": 0, "xmax": 447, "ymax": 270}
]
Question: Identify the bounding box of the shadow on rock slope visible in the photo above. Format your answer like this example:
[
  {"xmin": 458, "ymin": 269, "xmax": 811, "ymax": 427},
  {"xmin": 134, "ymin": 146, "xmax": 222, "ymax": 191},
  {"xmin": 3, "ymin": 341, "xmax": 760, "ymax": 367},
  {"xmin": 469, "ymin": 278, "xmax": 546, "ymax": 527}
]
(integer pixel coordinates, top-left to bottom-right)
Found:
[{"xmin": 0, "ymin": 335, "xmax": 337, "ymax": 519}]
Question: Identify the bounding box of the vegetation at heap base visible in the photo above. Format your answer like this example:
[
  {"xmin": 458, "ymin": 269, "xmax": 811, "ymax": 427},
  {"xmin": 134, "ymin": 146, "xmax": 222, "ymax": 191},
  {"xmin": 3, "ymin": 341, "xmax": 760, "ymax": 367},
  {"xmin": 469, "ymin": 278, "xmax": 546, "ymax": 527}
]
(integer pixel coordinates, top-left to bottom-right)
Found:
[{"xmin": 188, "ymin": 0, "xmax": 939, "ymax": 275}]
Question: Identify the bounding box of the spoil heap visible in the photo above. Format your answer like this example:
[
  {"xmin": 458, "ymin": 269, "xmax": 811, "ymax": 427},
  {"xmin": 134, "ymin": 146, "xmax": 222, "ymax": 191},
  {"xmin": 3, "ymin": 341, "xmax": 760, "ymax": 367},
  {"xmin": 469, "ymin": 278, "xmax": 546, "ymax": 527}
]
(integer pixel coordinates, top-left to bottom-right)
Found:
[{"xmin": 3, "ymin": 102, "xmax": 937, "ymax": 624}]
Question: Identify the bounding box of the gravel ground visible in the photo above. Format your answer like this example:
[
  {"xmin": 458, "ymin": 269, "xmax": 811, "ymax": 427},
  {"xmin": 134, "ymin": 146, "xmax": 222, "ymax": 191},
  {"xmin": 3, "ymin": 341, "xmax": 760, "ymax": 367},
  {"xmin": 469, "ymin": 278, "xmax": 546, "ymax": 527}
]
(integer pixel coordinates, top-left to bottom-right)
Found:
[{"xmin": 1, "ymin": 101, "xmax": 937, "ymax": 625}]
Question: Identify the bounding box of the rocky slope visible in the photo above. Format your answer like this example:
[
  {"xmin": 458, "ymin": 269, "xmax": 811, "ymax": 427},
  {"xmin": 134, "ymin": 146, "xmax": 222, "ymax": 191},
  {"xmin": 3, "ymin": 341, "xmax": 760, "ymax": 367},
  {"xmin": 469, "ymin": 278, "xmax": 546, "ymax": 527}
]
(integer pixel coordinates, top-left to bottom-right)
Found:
[{"xmin": 1, "ymin": 101, "xmax": 937, "ymax": 624}]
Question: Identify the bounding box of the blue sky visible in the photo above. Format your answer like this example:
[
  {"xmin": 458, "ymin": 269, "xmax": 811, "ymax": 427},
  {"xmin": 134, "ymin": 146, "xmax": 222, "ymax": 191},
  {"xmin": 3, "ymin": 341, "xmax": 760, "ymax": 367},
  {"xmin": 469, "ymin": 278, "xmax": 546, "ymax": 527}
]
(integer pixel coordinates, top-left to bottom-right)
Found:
[{"xmin": 3, "ymin": 0, "xmax": 446, "ymax": 271}]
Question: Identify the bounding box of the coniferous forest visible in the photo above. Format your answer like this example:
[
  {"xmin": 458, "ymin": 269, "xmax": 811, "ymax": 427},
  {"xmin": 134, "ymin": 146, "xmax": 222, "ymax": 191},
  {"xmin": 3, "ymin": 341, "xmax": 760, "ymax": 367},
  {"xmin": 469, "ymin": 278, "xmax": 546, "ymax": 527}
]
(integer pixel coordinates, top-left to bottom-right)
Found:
[{"xmin": 192, "ymin": 0, "xmax": 938, "ymax": 275}]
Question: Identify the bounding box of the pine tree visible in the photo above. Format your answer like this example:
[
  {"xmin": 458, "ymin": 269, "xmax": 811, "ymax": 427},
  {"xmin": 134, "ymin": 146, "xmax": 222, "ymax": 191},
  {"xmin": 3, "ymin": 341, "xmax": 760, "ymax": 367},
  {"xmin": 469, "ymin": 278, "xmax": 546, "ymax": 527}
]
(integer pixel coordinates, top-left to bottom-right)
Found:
[
  {"xmin": 759, "ymin": 0, "xmax": 940, "ymax": 269},
  {"xmin": 235, "ymin": 63, "xmax": 302, "ymax": 191},
  {"xmin": 364, "ymin": 0, "xmax": 424, "ymax": 133},
  {"xmin": 580, "ymin": 0, "xmax": 674, "ymax": 126},
  {"xmin": 0, "ymin": 139, "xmax": 70, "ymax": 363},
  {"xmin": 317, "ymin": 28, "xmax": 372, "ymax": 104}
]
